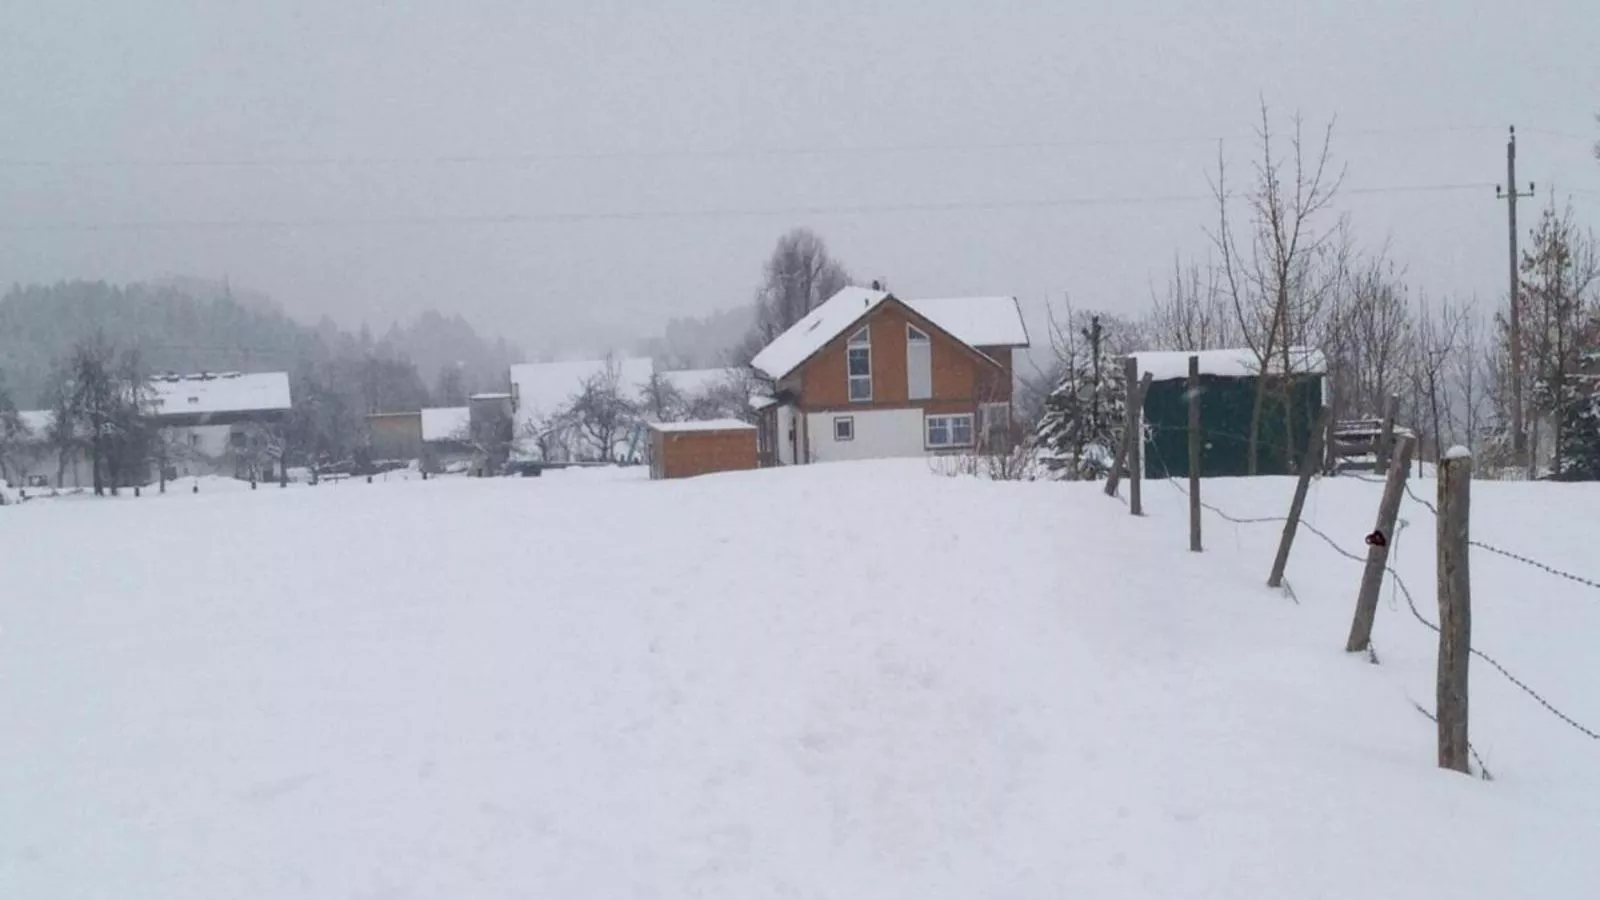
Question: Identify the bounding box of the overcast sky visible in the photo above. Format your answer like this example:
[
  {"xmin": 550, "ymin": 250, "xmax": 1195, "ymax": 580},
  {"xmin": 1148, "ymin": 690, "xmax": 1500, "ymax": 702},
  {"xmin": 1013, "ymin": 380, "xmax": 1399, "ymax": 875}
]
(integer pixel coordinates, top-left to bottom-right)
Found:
[{"xmin": 1, "ymin": 0, "xmax": 1596, "ymax": 355}]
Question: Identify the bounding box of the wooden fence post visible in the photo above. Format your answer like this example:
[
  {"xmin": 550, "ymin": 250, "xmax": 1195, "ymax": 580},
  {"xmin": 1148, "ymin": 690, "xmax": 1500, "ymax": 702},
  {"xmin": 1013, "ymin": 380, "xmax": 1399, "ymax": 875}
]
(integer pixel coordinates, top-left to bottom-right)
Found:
[
  {"xmin": 1127, "ymin": 357, "xmax": 1144, "ymax": 516},
  {"xmin": 1345, "ymin": 434, "xmax": 1416, "ymax": 653},
  {"xmin": 1376, "ymin": 393, "xmax": 1399, "ymax": 473},
  {"xmin": 1105, "ymin": 370, "xmax": 1153, "ymax": 499},
  {"xmin": 1187, "ymin": 355, "xmax": 1202, "ymax": 551},
  {"xmin": 1267, "ymin": 406, "xmax": 1332, "ymax": 588},
  {"xmin": 1437, "ymin": 447, "xmax": 1473, "ymax": 774}
]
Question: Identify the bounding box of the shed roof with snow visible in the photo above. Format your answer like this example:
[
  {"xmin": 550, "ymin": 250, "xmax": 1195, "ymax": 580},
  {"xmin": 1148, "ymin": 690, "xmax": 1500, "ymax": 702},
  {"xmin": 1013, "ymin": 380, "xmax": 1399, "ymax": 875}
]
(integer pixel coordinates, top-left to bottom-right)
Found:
[
  {"xmin": 1130, "ymin": 347, "xmax": 1327, "ymax": 383},
  {"xmin": 648, "ymin": 419, "xmax": 756, "ymax": 433}
]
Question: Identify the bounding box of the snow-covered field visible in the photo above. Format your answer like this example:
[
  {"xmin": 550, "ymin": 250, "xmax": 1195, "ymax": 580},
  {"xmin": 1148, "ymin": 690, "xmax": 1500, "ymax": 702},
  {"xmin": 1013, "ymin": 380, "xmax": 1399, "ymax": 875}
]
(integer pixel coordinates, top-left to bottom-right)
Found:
[{"xmin": 1, "ymin": 462, "xmax": 1596, "ymax": 897}]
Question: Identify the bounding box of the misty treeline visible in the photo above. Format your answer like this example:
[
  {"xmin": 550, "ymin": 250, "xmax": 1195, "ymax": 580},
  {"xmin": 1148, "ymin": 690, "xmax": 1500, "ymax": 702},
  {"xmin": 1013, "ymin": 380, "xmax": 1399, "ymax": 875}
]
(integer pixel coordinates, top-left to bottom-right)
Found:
[
  {"xmin": 1032, "ymin": 103, "xmax": 1600, "ymax": 481},
  {"xmin": 0, "ymin": 278, "xmax": 525, "ymax": 480}
]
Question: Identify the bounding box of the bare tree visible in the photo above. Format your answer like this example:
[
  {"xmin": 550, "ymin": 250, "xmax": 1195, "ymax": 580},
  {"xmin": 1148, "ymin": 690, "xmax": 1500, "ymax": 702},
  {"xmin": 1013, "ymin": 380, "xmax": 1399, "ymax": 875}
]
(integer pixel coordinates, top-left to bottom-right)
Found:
[
  {"xmin": 1409, "ymin": 295, "xmax": 1467, "ymax": 462},
  {"xmin": 640, "ymin": 372, "xmax": 687, "ymax": 423},
  {"xmin": 1145, "ymin": 257, "xmax": 1241, "ymax": 351},
  {"xmin": 1326, "ymin": 254, "xmax": 1414, "ymax": 421},
  {"xmin": 519, "ymin": 410, "xmax": 572, "ymax": 463},
  {"xmin": 1210, "ymin": 102, "xmax": 1346, "ymax": 473},
  {"xmin": 567, "ymin": 359, "xmax": 642, "ymax": 462},
  {"xmin": 0, "ymin": 372, "xmax": 29, "ymax": 487},
  {"xmin": 733, "ymin": 228, "xmax": 854, "ymax": 367},
  {"xmin": 1444, "ymin": 299, "xmax": 1493, "ymax": 454}
]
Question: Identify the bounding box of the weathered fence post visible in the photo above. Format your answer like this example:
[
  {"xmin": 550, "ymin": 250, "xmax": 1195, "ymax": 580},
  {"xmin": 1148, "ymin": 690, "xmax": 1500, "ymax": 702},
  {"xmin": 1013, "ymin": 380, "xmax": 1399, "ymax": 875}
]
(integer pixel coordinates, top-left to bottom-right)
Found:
[
  {"xmin": 1376, "ymin": 393, "xmax": 1400, "ymax": 473},
  {"xmin": 1127, "ymin": 357, "xmax": 1144, "ymax": 516},
  {"xmin": 1346, "ymin": 434, "xmax": 1416, "ymax": 653},
  {"xmin": 1437, "ymin": 447, "xmax": 1473, "ymax": 774},
  {"xmin": 1268, "ymin": 406, "xmax": 1333, "ymax": 588},
  {"xmin": 1187, "ymin": 355, "xmax": 1202, "ymax": 550},
  {"xmin": 1105, "ymin": 370, "xmax": 1152, "ymax": 499}
]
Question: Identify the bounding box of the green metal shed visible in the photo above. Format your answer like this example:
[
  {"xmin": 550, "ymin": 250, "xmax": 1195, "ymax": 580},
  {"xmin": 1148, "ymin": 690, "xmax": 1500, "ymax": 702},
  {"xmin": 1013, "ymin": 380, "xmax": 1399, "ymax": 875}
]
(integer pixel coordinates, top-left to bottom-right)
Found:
[{"xmin": 1133, "ymin": 348, "xmax": 1327, "ymax": 479}]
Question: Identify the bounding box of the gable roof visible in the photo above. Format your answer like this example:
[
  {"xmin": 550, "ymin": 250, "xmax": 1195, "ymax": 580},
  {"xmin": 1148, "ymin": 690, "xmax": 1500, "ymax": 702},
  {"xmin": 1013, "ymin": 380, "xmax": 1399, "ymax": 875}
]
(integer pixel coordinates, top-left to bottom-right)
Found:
[
  {"xmin": 148, "ymin": 372, "xmax": 291, "ymax": 417},
  {"xmin": 508, "ymin": 357, "xmax": 655, "ymax": 420},
  {"xmin": 659, "ymin": 367, "xmax": 738, "ymax": 396},
  {"xmin": 749, "ymin": 287, "xmax": 1028, "ymax": 380},
  {"xmin": 904, "ymin": 296, "xmax": 1030, "ymax": 349},
  {"xmin": 420, "ymin": 406, "xmax": 470, "ymax": 442}
]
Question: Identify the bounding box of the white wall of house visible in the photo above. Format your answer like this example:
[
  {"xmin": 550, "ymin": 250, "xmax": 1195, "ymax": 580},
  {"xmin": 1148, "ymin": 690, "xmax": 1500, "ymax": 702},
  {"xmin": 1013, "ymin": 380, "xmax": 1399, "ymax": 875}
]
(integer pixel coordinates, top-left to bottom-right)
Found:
[
  {"xmin": 805, "ymin": 408, "xmax": 927, "ymax": 462},
  {"xmin": 168, "ymin": 425, "xmax": 233, "ymax": 458}
]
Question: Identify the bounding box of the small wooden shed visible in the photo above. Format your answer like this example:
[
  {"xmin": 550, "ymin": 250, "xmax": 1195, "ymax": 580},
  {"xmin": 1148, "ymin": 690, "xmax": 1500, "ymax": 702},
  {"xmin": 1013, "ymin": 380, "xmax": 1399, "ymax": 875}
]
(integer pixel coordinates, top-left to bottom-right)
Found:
[{"xmin": 648, "ymin": 420, "xmax": 759, "ymax": 480}]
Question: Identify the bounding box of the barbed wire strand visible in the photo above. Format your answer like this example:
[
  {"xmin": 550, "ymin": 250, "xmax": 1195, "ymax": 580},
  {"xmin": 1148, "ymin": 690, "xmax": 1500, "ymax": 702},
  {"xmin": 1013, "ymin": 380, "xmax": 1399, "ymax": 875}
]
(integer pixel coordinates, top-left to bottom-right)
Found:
[
  {"xmin": 1349, "ymin": 472, "xmax": 1600, "ymax": 593},
  {"xmin": 1138, "ymin": 437, "xmax": 1600, "ymax": 743}
]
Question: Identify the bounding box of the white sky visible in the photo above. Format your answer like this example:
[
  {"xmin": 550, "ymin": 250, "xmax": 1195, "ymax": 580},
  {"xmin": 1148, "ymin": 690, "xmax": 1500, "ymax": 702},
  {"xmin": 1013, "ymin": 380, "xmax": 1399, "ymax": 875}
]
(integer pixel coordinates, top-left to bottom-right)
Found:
[{"xmin": 0, "ymin": 0, "xmax": 1596, "ymax": 353}]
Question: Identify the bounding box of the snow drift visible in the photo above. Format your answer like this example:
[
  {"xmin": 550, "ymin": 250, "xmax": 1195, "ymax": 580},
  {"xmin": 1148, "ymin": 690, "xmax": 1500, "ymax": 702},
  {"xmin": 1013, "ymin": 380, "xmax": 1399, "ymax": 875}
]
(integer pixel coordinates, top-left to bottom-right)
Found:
[{"xmin": 1, "ymin": 462, "xmax": 1595, "ymax": 897}]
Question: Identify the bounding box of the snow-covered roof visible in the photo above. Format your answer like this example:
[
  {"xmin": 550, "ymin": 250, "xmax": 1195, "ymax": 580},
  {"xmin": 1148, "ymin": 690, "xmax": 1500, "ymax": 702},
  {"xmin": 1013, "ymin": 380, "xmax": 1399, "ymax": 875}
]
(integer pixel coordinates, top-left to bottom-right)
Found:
[
  {"xmin": 660, "ymin": 367, "xmax": 738, "ymax": 396},
  {"xmin": 147, "ymin": 372, "xmax": 291, "ymax": 417},
  {"xmin": 420, "ymin": 407, "xmax": 470, "ymax": 442},
  {"xmin": 1131, "ymin": 347, "xmax": 1327, "ymax": 382},
  {"xmin": 750, "ymin": 287, "xmax": 1028, "ymax": 380},
  {"xmin": 751, "ymin": 287, "xmax": 889, "ymax": 380},
  {"xmin": 649, "ymin": 419, "xmax": 756, "ymax": 433},
  {"xmin": 904, "ymin": 296, "xmax": 1030, "ymax": 349},
  {"xmin": 749, "ymin": 395, "xmax": 777, "ymax": 412},
  {"xmin": 17, "ymin": 409, "xmax": 53, "ymax": 435},
  {"xmin": 509, "ymin": 357, "xmax": 656, "ymax": 420}
]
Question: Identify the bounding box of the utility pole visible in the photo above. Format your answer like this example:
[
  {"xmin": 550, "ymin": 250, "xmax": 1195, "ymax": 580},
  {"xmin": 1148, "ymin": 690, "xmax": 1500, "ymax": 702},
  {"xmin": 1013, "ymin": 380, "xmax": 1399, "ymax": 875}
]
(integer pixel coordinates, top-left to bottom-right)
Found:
[{"xmin": 1496, "ymin": 126, "xmax": 1535, "ymax": 468}]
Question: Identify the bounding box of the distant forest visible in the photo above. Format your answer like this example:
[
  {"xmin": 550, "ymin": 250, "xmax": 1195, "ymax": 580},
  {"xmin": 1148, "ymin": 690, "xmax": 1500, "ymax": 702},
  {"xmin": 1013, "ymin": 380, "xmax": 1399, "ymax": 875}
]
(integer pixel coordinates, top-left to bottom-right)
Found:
[{"xmin": 0, "ymin": 278, "xmax": 523, "ymax": 409}]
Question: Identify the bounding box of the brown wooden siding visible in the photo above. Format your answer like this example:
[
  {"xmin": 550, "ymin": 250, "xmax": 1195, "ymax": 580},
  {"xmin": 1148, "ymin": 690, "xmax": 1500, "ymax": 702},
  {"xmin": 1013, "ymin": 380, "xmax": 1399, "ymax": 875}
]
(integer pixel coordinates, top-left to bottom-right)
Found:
[
  {"xmin": 651, "ymin": 428, "xmax": 759, "ymax": 479},
  {"xmin": 797, "ymin": 300, "xmax": 1004, "ymax": 413}
]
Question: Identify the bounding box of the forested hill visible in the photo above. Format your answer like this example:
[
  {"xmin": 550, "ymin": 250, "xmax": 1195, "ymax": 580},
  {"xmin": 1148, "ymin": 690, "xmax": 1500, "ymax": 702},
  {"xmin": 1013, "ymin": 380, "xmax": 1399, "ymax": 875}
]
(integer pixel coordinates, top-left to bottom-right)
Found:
[{"xmin": 0, "ymin": 280, "xmax": 521, "ymax": 407}]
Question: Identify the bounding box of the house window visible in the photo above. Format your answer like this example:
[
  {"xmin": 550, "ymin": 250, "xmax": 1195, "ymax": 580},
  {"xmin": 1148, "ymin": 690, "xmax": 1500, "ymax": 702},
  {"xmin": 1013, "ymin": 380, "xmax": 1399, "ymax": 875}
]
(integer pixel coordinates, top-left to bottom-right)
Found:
[
  {"xmin": 979, "ymin": 402, "xmax": 1011, "ymax": 446},
  {"xmin": 907, "ymin": 325, "xmax": 932, "ymax": 400},
  {"xmin": 926, "ymin": 413, "xmax": 975, "ymax": 449},
  {"xmin": 847, "ymin": 327, "xmax": 872, "ymax": 401},
  {"xmin": 833, "ymin": 416, "xmax": 854, "ymax": 441}
]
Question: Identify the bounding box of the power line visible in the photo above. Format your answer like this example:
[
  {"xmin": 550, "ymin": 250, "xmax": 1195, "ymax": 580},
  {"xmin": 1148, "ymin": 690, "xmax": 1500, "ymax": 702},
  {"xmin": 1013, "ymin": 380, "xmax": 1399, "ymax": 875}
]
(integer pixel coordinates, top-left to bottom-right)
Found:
[
  {"xmin": 0, "ymin": 124, "xmax": 1536, "ymax": 171},
  {"xmin": 0, "ymin": 182, "xmax": 1509, "ymax": 234}
]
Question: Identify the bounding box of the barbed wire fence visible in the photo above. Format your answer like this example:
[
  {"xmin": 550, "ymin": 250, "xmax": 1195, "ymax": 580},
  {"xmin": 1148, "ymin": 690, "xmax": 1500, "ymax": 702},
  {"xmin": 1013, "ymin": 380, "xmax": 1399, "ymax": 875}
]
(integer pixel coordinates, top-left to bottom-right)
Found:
[
  {"xmin": 1348, "ymin": 471, "xmax": 1600, "ymax": 594},
  {"xmin": 1124, "ymin": 427, "xmax": 1600, "ymax": 772}
]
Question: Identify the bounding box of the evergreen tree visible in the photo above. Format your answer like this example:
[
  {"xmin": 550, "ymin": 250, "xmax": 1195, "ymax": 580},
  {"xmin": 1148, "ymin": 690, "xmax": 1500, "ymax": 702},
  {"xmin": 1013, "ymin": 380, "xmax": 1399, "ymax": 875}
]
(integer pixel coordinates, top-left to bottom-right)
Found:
[
  {"xmin": 1542, "ymin": 349, "xmax": 1600, "ymax": 480},
  {"xmin": 1515, "ymin": 201, "xmax": 1599, "ymax": 476},
  {"xmin": 1036, "ymin": 336, "xmax": 1127, "ymax": 479}
]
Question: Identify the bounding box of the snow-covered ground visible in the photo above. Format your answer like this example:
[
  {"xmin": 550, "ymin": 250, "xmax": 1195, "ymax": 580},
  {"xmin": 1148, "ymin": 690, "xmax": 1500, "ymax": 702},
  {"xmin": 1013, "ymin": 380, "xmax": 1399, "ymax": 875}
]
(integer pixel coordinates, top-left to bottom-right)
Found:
[{"xmin": 1, "ymin": 462, "xmax": 1596, "ymax": 897}]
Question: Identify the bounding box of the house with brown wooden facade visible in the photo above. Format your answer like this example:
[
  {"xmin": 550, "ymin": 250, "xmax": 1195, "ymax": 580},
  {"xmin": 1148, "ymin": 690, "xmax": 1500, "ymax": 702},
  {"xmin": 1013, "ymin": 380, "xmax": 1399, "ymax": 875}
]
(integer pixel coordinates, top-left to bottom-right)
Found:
[{"xmin": 750, "ymin": 286, "xmax": 1029, "ymax": 465}]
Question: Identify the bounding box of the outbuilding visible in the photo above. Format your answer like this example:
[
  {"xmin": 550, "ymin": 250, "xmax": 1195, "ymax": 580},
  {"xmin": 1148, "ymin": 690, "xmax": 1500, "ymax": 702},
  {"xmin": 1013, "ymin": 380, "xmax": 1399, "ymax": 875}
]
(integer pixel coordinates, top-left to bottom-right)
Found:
[
  {"xmin": 1131, "ymin": 347, "xmax": 1327, "ymax": 479},
  {"xmin": 648, "ymin": 420, "xmax": 758, "ymax": 480}
]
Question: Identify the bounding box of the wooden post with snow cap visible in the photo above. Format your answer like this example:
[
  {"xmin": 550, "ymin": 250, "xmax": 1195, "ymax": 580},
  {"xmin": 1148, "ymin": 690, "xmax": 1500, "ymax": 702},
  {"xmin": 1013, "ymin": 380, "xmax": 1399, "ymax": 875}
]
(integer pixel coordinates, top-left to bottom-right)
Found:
[
  {"xmin": 1268, "ymin": 405, "xmax": 1332, "ymax": 588},
  {"xmin": 1345, "ymin": 434, "xmax": 1416, "ymax": 654},
  {"xmin": 1105, "ymin": 366, "xmax": 1152, "ymax": 500},
  {"xmin": 1376, "ymin": 393, "xmax": 1400, "ymax": 473},
  {"xmin": 1437, "ymin": 446, "xmax": 1473, "ymax": 774},
  {"xmin": 1187, "ymin": 355, "xmax": 1202, "ymax": 552},
  {"xmin": 1126, "ymin": 357, "xmax": 1144, "ymax": 516}
]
